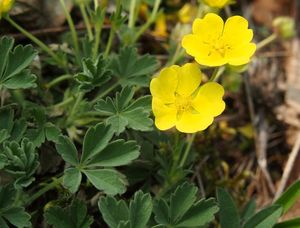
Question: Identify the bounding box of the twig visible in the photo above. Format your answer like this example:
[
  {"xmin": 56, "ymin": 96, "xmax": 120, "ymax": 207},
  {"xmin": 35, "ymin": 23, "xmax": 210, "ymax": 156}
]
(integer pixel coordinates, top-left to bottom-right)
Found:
[{"xmin": 274, "ymin": 132, "xmax": 300, "ymax": 200}]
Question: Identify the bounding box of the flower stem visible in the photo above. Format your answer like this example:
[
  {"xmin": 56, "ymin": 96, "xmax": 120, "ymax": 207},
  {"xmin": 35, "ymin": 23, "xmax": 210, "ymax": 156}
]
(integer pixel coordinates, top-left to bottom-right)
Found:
[
  {"xmin": 132, "ymin": 0, "xmax": 161, "ymax": 43},
  {"xmin": 92, "ymin": 6, "xmax": 105, "ymax": 60},
  {"xmin": 5, "ymin": 16, "xmax": 63, "ymax": 66},
  {"xmin": 59, "ymin": 0, "xmax": 80, "ymax": 63},
  {"xmin": 25, "ymin": 177, "xmax": 62, "ymax": 206},
  {"xmin": 210, "ymin": 66, "xmax": 225, "ymax": 82},
  {"xmin": 45, "ymin": 74, "xmax": 72, "ymax": 89},
  {"xmin": 128, "ymin": 0, "xmax": 137, "ymax": 28},
  {"xmin": 79, "ymin": 3, "xmax": 93, "ymax": 41},
  {"xmin": 256, "ymin": 33, "xmax": 277, "ymax": 50},
  {"xmin": 179, "ymin": 133, "xmax": 196, "ymax": 168},
  {"xmin": 67, "ymin": 92, "xmax": 84, "ymax": 124},
  {"xmin": 94, "ymin": 0, "xmax": 98, "ymax": 10},
  {"xmin": 104, "ymin": 27, "xmax": 115, "ymax": 57}
]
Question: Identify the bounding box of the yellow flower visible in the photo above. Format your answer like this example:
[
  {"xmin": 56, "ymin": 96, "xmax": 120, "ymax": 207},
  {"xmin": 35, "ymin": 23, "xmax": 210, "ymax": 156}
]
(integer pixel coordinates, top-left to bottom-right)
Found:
[
  {"xmin": 182, "ymin": 13, "xmax": 256, "ymax": 67},
  {"xmin": 203, "ymin": 0, "xmax": 232, "ymax": 8},
  {"xmin": 178, "ymin": 3, "xmax": 197, "ymax": 24},
  {"xmin": 0, "ymin": 0, "xmax": 13, "ymax": 18},
  {"xmin": 150, "ymin": 63, "xmax": 225, "ymax": 133}
]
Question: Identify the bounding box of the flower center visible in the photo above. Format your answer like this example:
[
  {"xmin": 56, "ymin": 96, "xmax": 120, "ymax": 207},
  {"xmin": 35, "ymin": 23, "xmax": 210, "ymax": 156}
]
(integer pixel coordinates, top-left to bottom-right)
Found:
[
  {"xmin": 209, "ymin": 38, "xmax": 231, "ymax": 57},
  {"xmin": 175, "ymin": 94, "xmax": 193, "ymax": 114}
]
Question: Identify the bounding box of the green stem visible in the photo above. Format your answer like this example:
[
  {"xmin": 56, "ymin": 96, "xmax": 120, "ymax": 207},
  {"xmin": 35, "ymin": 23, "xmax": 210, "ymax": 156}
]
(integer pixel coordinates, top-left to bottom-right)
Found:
[
  {"xmin": 92, "ymin": 7, "xmax": 105, "ymax": 60},
  {"xmin": 25, "ymin": 177, "xmax": 62, "ymax": 206},
  {"xmin": 79, "ymin": 3, "xmax": 94, "ymax": 41},
  {"xmin": 128, "ymin": 0, "xmax": 137, "ymax": 28},
  {"xmin": 50, "ymin": 96, "xmax": 74, "ymax": 109},
  {"xmin": 5, "ymin": 16, "xmax": 63, "ymax": 66},
  {"xmin": 46, "ymin": 74, "xmax": 72, "ymax": 89},
  {"xmin": 94, "ymin": 0, "xmax": 98, "ymax": 10},
  {"xmin": 210, "ymin": 66, "xmax": 225, "ymax": 82},
  {"xmin": 91, "ymin": 82, "xmax": 119, "ymax": 104},
  {"xmin": 59, "ymin": 0, "xmax": 80, "ymax": 63},
  {"xmin": 104, "ymin": 26, "xmax": 115, "ymax": 57},
  {"xmin": 67, "ymin": 92, "xmax": 84, "ymax": 124},
  {"xmin": 179, "ymin": 133, "xmax": 196, "ymax": 168},
  {"xmin": 256, "ymin": 33, "xmax": 277, "ymax": 50},
  {"xmin": 132, "ymin": 0, "xmax": 161, "ymax": 43}
]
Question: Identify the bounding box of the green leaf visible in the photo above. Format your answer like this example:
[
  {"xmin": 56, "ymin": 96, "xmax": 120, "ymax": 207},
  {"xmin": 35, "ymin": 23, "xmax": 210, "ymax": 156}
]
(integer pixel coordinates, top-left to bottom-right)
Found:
[
  {"xmin": 274, "ymin": 217, "xmax": 300, "ymax": 228},
  {"xmin": 95, "ymin": 86, "xmax": 153, "ymax": 135},
  {"xmin": 241, "ymin": 199, "xmax": 256, "ymax": 223},
  {"xmin": 98, "ymin": 196, "xmax": 129, "ymax": 228},
  {"xmin": 45, "ymin": 123, "xmax": 61, "ymax": 143},
  {"xmin": 0, "ymin": 37, "xmax": 37, "ymax": 89},
  {"xmin": 129, "ymin": 191, "xmax": 153, "ymax": 228},
  {"xmin": 44, "ymin": 199, "xmax": 93, "ymax": 228},
  {"xmin": 81, "ymin": 123, "xmax": 114, "ymax": 164},
  {"xmin": 176, "ymin": 198, "xmax": 219, "ymax": 227},
  {"xmin": 170, "ymin": 182, "xmax": 198, "ymax": 223},
  {"xmin": 153, "ymin": 199, "xmax": 169, "ymax": 225},
  {"xmin": 84, "ymin": 169, "xmax": 127, "ymax": 195},
  {"xmin": 109, "ymin": 46, "xmax": 158, "ymax": 87},
  {"xmin": 1, "ymin": 207, "xmax": 31, "ymax": 228},
  {"xmin": 55, "ymin": 136, "xmax": 79, "ymax": 166},
  {"xmin": 63, "ymin": 167, "xmax": 82, "ymax": 193},
  {"xmin": 0, "ymin": 185, "xmax": 31, "ymax": 228},
  {"xmin": 217, "ymin": 188, "xmax": 240, "ymax": 228},
  {"xmin": 86, "ymin": 140, "xmax": 140, "ymax": 167},
  {"xmin": 275, "ymin": 180, "xmax": 300, "ymax": 214},
  {"xmin": 2, "ymin": 139, "xmax": 39, "ymax": 189},
  {"xmin": 74, "ymin": 54, "xmax": 111, "ymax": 92},
  {"xmin": 153, "ymin": 182, "xmax": 219, "ymax": 227},
  {"xmin": 243, "ymin": 205, "xmax": 283, "ymax": 228}
]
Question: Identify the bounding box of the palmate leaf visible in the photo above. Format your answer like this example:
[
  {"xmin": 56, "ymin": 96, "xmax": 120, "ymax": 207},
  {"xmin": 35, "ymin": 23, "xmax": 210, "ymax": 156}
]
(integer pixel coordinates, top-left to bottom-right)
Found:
[
  {"xmin": 98, "ymin": 191, "xmax": 152, "ymax": 228},
  {"xmin": 44, "ymin": 199, "xmax": 93, "ymax": 228},
  {"xmin": 0, "ymin": 36, "xmax": 37, "ymax": 89},
  {"xmin": 153, "ymin": 182, "xmax": 219, "ymax": 227},
  {"xmin": 1, "ymin": 138, "xmax": 39, "ymax": 189},
  {"xmin": 55, "ymin": 123, "xmax": 140, "ymax": 194},
  {"xmin": 0, "ymin": 185, "xmax": 31, "ymax": 228},
  {"xmin": 74, "ymin": 54, "xmax": 111, "ymax": 92},
  {"xmin": 109, "ymin": 46, "xmax": 158, "ymax": 87},
  {"xmin": 95, "ymin": 86, "xmax": 153, "ymax": 135}
]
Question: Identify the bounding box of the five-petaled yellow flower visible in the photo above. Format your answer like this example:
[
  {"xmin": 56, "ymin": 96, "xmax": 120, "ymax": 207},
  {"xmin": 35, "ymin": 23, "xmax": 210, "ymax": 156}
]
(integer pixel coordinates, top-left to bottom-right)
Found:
[
  {"xmin": 150, "ymin": 63, "xmax": 225, "ymax": 133},
  {"xmin": 0, "ymin": 0, "xmax": 13, "ymax": 18},
  {"xmin": 203, "ymin": 0, "xmax": 232, "ymax": 8},
  {"xmin": 182, "ymin": 13, "xmax": 256, "ymax": 67}
]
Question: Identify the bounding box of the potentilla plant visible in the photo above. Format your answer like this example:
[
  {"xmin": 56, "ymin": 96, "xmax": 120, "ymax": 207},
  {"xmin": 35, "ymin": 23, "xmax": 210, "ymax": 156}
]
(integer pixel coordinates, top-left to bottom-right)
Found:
[{"xmin": 0, "ymin": 0, "xmax": 298, "ymax": 227}]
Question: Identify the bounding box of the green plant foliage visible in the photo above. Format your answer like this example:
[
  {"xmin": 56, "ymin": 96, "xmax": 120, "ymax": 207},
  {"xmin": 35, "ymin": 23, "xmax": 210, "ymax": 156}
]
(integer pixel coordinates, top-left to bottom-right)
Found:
[
  {"xmin": 153, "ymin": 182, "xmax": 219, "ymax": 227},
  {"xmin": 99, "ymin": 190, "xmax": 152, "ymax": 228},
  {"xmin": 55, "ymin": 123, "xmax": 140, "ymax": 194},
  {"xmin": 109, "ymin": 46, "xmax": 158, "ymax": 87},
  {"xmin": 0, "ymin": 185, "xmax": 31, "ymax": 227},
  {"xmin": 275, "ymin": 180, "xmax": 300, "ymax": 214},
  {"xmin": 44, "ymin": 199, "xmax": 93, "ymax": 228},
  {"xmin": 1, "ymin": 138, "xmax": 39, "ymax": 189},
  {"xmin": 274, "ymin": 217, "xmax": 300, "ymax": 228},
  {"xmin": 243, "ymin": 205, "xmax": 282, "ymax": 228},
  {"xmin": 94, "ymin": 86, "xmax": 153, "ymax": 134},
  {"xmin": 74, "ymin": 54, "xmax": 111, "ymax": 92},
  {"xmin": 0, "ymin": 107, "xmax": 26, "ymax": 145},
  {"xmin": 0, "ymin": 36, "xmax": 37, "ymax": 89},
  {"xmin": 241, "ymin": 199, "xmax": 256, "ymax": 224},
  {"xmin": 217, "ymin": 188, "xmax": 240, "ymax": 228}
]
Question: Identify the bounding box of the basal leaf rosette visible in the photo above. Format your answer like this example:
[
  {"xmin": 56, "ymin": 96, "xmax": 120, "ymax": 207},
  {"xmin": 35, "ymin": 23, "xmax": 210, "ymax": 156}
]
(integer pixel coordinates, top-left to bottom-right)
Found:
[
  {"xmin": 182, "ymin": 13, "xmax": 256, "ymax": 67},
  {"xmin": 0, "ymin": 0, "xmax": 13, "ymax": 18},
  {"xmin": 203, "ymin": 0, "xmax": 233, "ymax": 8},
  {"xmin": 150, "ymin": 63, "xmax": 225, "ymax": 133}
]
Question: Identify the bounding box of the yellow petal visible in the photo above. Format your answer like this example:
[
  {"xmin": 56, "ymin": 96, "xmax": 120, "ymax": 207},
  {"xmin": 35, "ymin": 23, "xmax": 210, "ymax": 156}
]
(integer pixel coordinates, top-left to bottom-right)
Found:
[
  {"xmin": 227, "ymin": 43, "xmax": 256, "ymax": 66},
  {"xmin": 176, "ymin": 112, "xmax": 214, "ymax": 133},
  {"xmin": 223, "ymin": 16, "xmax": 254, "ymax": 46},
  {"xmin": 195, "ymin": 54, "xmax": 228, "ymax": 67},
  {"xmin": 182, "ymin": 34, "xmax": 210, "ymax": 59},
  {"xmin": 176, "ymin": 63, "xmax": 202, "ymax": 97},
  {"xmin": 152, "ymin": 98, "xmax": 177, "ymax": 130},
  {"xmin": 192, "ymin": 82, "xmax": 225, "ymax": 116},
  {"xmin": 150, "ymin": 67, "xmax": 178, "ymax": 103},
  {"xmin": 192, "ymin": 14, "xmax": 224, "ymax": 39}
]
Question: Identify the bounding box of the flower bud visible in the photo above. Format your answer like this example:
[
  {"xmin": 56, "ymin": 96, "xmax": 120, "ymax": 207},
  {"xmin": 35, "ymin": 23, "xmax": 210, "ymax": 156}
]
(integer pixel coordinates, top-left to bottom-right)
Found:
[
  {"xmin": 0, "ymin": 0, "xmax": 14, "ymax": 18},
  {"xmin": 272, "ymin": 17, "xmax": 296, "ymax": 39}
]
